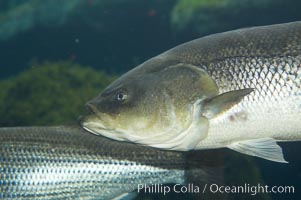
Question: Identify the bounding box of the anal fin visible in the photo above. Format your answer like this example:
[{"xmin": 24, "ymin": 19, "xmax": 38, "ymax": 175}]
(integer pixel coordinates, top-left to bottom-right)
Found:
[{"xmin": 227, "ymin": 138, "xmax": 288, "ymax": 163}]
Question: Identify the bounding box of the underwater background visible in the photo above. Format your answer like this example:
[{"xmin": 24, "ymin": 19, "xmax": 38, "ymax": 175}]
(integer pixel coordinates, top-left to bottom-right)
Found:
[{"xmin": 0, "ymin": 0, "xmax": 300, "ymax": 199}]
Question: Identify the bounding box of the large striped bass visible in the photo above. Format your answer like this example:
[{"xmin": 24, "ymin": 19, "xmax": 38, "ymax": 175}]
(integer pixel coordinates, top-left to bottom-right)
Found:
[
  {"xmin": 82, "ymin": 21, "xmax": 301, "ymax": 163},
  {"xmin": 0, "ymin": 126, "xmax": 215, "ymax": 199}
]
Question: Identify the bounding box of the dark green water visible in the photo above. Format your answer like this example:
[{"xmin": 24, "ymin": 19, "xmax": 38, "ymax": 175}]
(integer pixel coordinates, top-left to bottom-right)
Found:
[{"xmin": 0, "ymin": 0, "xmax": 300, "ymax": 199}]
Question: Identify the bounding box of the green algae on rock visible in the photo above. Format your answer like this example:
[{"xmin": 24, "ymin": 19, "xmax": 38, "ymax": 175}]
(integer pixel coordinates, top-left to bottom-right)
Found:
[
  {"xmin": 171, "ymin": 0, "xmax": 301, "ymax": 36},
  {"xmin": 0, "ymin": 62, "xmax": 116, "ymax": 126}
]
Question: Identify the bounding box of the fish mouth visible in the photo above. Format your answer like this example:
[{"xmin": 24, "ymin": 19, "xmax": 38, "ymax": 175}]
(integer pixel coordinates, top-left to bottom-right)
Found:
[
  {"xmin": 81, "ymin": 103, "xmax": 111, "ymax": 131},
  {"xmin": 81, "ymin": 118, "xmax": 126, "ymax": 142},
  {"xmin": 81, "ymin": 114, "xmax": 123, "ymax": 139},
  {"xmin": 84, "ymin": 103, "xmax": 109, "ymax": 127},
  {"xmin": 85, "ymin": 102, "xmax": 99, "ymax": 115},
  {"xmin": 81, "ymin": 103, "xmax": 126, "ymax": 141}
]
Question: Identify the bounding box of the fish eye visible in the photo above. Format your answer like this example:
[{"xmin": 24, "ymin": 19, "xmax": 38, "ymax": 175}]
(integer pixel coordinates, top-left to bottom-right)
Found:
[{"xmin": 116, "ymin": 91, "xmax": 128, "ymax": 102}]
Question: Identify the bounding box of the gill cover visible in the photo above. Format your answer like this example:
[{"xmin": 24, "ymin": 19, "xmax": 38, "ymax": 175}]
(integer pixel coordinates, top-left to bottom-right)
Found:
[{"xmin": 141, "ymin": 63, "xmax": 253, "ymax": 151}]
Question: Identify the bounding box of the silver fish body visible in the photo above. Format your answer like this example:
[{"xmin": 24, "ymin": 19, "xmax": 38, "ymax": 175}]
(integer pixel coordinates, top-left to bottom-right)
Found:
[
  {"xmin": 158, "ymin": 21, "xmax": 301, "ymax": 161},
  {"xmin": 83, "ymin": 21, "xmax": 301, "ymax": 163},
  {"xmin": 165, "ymin": 22, "xmax": 301, "ymax": 147},
  {"xmin": 0, "ymin": 126, "xmax": 187, "ymax": 199}
]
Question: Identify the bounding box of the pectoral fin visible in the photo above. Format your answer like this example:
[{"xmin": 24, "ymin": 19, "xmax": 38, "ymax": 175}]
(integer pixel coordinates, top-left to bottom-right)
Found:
[
  {"xmin": 203, "ymin": 88, "xmax": 254, "ymax": 119},
  {"xmin": 227, "ymin": 138, "xmax": 288, "ymax": 163}
]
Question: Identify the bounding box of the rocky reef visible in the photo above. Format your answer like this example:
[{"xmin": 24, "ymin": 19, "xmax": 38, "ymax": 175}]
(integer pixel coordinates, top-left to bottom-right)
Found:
[
  {"xmin": 0, "ymin": 62, "xmax": 115, "ymax": 126},
  {"xmin": 171, "ymin": 0, "xmax": 301, "ymax": 36}
]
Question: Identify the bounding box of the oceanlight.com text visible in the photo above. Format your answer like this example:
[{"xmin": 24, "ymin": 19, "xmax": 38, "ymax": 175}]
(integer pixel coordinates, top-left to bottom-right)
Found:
[
  {"xmin": 137, "ymin": 183, "xmax": 295, "ymax": 196},
  {"xmin": 207, "ymin": 183, "xmax": 294, "ymax": 196}
]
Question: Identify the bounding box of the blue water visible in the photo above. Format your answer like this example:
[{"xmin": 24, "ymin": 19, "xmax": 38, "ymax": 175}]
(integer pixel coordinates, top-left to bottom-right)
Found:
[{"xmin": 0, "ymin": 0, "xmax": 300, "ymax": 199}]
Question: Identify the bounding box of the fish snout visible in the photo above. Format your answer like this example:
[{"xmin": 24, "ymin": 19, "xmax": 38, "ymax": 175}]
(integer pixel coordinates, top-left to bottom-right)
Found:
[
  {"xmin": 85, "ymin": 101, "xmax": 110, "ymax": 121},
  {"xmin": 85, "ymin": 102, "xmax": 98, "ymax": 114}
]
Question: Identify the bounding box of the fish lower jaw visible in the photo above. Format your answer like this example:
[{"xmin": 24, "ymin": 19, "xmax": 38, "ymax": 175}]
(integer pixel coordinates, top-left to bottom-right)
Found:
[
  {"xmin": 82, "ymin": 125, "xmax": 102, "ymax": 136},
  {"xmin": 82, "ymin": 121, "xmax": 130, "ymax": 142},
  {"xmin": 83, "ymin": 126, "xmax": 126, "ymax": 142}
]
